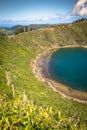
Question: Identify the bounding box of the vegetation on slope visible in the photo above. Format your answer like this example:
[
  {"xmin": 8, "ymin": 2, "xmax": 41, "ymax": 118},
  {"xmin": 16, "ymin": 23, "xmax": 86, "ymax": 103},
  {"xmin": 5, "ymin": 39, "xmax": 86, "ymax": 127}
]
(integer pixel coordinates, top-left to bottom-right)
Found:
[
  {"xmin": 0, "ymin": 94, "xmax": 85, "ymax": 130},
  {"xmin": 0, "ymin": 20, "xmax": 87, "ymax": 129}
]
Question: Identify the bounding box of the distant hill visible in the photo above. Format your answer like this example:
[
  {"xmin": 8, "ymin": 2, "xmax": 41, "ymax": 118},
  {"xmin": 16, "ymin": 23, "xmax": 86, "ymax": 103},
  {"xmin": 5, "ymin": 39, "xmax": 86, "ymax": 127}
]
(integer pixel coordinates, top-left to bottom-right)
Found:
[
  {"xmin": 28, "ymin": 24, "xmax": 51, "ymax": 30},
  {"xmin": 0, "ymin": 27, "xmax": 13, "ymax": 36},
  {"xmin": 11, "ymin": 25, "xmax": 24, "ymax": 31},
  {"xmin": 0, "ymin": 24, "xmax": 51, "ymax": 36},
  {"xmin": 0, "ymin": 18, "xmax": 87, "ymax": 36}
]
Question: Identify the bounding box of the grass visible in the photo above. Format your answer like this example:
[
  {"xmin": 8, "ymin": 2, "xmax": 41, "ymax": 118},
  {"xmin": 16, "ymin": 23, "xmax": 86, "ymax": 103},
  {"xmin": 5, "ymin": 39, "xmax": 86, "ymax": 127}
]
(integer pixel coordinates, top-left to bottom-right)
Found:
[
  {"xmin": 0, "ymin": 21, "xmax": 87, "ymax": 129},
  {"xmin": 0, "ymin": 94, "xmax": 86, "ymax": 130}
]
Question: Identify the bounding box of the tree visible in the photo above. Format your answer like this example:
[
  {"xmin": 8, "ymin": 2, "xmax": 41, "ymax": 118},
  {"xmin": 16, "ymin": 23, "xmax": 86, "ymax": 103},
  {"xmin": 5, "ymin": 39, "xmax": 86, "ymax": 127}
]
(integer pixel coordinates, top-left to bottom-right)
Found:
[
  {"xmin": 25, "ymin": 26, "xmax": 28, "ymax": 32},
  {"xmin": 15, "ymin": 27, "xmax": 24, "ymax": 34},
  {"xmin": 30, "ymin": 27, "xmax": 32, "ymax": 31}
]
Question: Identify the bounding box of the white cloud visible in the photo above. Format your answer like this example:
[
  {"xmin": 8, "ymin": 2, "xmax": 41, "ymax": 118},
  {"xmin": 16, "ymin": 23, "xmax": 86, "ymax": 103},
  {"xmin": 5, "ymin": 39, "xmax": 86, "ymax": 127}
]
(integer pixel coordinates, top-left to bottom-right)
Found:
[
  {"xmin": 0, "ymin": 13, "xmax": 79, "ymax": 25},
  {"xmin": 73, "ymin": 0, "xmax": 87, "ymax": 16},
  {"xmin": 41, "ymin": 16, "xmax": 50, "ymax": 21},
  {"xmin": 30, "ymin": 13, "xmax": 74, "ymax": 22},
  {"xmin": 53, "ymin": 13, "xmax": 76, "ymax": 21}
]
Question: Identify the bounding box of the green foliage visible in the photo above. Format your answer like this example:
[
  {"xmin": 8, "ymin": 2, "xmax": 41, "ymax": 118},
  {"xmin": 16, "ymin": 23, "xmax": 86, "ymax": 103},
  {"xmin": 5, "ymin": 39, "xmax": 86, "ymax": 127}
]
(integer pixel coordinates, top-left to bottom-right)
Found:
[
  {"xmin": 15, "ymin": 27, "xmax": 24, "ymax": 35},
  {"xmin": 25, "ymin": 26, "xmax": 28, "ymax": 32},
  {"xmin": 0, "ymin": 95, "xmax": 85, "ymax": 130},
  {"xmin": 30, "ymin": 27, "xmax": 32, "ymax": 31},
  {"xmin": 73, "ymin": 18, "xmax": 87, "ymax": 23}
]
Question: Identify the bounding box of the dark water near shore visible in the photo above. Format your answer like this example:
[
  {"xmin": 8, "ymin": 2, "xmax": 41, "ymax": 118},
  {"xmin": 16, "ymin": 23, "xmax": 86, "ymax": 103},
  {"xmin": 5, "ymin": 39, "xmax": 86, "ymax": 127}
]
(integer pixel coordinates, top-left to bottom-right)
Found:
[{"xmin": 50, "ymin": 48, "xmax": 87, "ymax": 92}]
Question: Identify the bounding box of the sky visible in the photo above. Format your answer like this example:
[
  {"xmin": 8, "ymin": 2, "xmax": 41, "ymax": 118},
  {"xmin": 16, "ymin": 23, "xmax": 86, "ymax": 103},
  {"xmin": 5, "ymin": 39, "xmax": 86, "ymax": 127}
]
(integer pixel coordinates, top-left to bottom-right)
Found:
[{"xmin": 0, "ymin": 0, "xmax": 87, "ymax": 27}]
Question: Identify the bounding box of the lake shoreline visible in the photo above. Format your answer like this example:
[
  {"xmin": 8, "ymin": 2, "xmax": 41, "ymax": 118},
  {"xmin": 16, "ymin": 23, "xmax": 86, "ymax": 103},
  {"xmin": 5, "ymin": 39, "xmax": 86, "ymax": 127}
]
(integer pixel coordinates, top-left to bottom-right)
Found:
[{"xmin": 32, "ymin": 45, "xmax": 87, "ymax": 104}]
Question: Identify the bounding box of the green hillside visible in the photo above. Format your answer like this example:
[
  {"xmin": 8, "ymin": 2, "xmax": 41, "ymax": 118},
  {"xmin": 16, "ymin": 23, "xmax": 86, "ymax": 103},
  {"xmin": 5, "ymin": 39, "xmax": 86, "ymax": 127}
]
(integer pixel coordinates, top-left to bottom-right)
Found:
[{"xmin": 0, "ymin": 21, "xmax": 87, "ymax": 129}]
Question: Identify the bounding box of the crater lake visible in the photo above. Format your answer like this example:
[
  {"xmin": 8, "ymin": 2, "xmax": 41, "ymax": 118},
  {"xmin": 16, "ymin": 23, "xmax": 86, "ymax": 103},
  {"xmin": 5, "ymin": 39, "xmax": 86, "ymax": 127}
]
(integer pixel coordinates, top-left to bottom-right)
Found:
[{"xmin": 50, "ymin": 47, "xmax": 87, "ymax": 92}]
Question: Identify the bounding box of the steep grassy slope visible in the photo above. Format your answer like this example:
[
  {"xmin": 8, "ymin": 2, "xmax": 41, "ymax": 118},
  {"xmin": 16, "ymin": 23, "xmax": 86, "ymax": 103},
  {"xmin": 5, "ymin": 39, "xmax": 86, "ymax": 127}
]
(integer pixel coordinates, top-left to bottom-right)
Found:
[{"xmin": 0, "ymin": 21, "xmax": 87, "ymax": 129}]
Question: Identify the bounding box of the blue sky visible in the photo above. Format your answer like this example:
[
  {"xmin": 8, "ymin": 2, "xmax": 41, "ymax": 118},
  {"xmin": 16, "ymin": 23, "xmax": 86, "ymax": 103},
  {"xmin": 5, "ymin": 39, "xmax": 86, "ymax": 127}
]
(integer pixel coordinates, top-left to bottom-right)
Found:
[{"xmin": 0, "ymin": 0, "xmax": 87, "ymax": 26}]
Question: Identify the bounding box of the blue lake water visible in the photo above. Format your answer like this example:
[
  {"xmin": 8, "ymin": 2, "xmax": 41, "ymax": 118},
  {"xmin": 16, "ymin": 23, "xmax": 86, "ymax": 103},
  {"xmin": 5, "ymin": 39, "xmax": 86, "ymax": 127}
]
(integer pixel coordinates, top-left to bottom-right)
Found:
[{"xmin": 50, "ymin": 48, "xmax": 87, "ymax": 92}]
